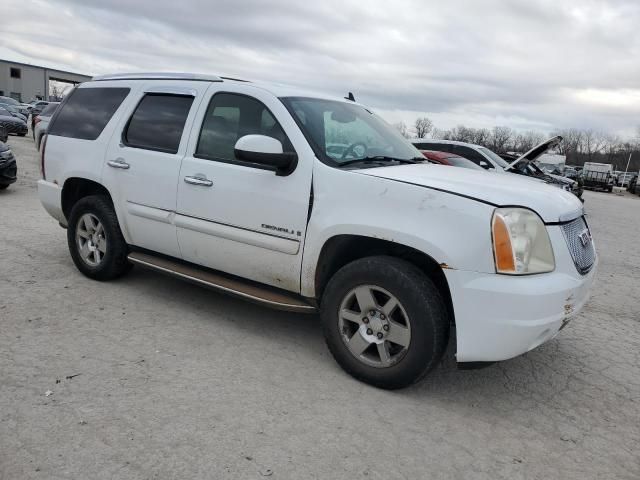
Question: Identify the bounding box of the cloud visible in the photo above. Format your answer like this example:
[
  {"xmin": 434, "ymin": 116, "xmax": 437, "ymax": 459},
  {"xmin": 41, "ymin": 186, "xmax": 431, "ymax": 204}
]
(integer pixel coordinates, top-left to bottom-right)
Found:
[{"xmin": 2, "ymin": 0, "xmax": 639, "ymax": 136}]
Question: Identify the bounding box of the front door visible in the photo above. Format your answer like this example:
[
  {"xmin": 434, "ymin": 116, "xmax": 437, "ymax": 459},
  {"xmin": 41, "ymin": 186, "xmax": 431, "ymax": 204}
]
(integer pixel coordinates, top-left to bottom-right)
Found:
[{"xmin": 176, "ymin": 85, "xmax": 313, "ymax": 293}]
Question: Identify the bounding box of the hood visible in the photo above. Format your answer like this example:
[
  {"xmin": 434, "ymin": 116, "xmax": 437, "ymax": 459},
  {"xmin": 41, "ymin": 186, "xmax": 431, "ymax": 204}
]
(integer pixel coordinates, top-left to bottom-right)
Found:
[
  {"xmin": 360, "ymin": 163, "xmax": 583, "ymax": 223},
  {"xmin": 546, "ymin": 172, "xmax": 575, "ymax": 185},
  {"xmin": 505, "ymin": 135, "xmax": 563, "ymax": 171}
]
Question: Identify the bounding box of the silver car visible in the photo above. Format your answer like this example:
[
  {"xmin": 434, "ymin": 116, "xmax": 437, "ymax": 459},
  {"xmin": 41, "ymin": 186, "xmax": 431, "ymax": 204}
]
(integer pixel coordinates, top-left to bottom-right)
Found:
[{"xmin": 34, "ymin": 102, "xmax": 60, "ymax": 150}]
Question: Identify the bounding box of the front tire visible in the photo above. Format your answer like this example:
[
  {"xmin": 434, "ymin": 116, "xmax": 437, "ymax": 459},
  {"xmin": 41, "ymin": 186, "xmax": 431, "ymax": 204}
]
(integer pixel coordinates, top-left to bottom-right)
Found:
[
  {"xmin": 67, "ymin": 195, "xmax": 132, "ymax": 280},
  {"xmin": 321, "ymin": 256, "xmax": 449, "ymax": 389}
]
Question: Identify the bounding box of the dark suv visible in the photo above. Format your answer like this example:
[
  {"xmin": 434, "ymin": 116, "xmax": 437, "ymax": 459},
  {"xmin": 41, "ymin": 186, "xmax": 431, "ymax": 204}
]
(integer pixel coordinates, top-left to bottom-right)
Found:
[{"xmin": 0, "ymin": 141, "xmax": 17, "ymax": 190}]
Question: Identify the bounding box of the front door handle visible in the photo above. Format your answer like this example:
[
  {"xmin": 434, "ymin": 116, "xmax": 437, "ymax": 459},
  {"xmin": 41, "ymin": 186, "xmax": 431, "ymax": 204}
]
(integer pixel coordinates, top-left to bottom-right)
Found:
[
  {"xmin": 107, "ymin": 159, "xmax": 130, "ymax": 170},
  {"xmin": 184, "ymin": 175, "xmax": 213, "ymax": 187}
]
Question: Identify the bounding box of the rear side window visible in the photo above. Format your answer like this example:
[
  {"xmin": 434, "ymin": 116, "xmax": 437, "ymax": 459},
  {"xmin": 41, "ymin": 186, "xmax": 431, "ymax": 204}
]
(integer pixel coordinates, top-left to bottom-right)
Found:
[
  {"xmin": 123, "ymin": 94, "xmax": 194, "ymax": 154},
  {"xmin": 48, "ymin": 87, "xmax": 130, "ymax": 140}
]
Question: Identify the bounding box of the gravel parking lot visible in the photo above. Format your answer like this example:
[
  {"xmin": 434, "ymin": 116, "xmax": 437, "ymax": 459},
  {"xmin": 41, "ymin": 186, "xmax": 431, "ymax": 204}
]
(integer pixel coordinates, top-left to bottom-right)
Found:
[{"xmin": 1, "ymin": 133, "xmax": 639, "ymax": 480}]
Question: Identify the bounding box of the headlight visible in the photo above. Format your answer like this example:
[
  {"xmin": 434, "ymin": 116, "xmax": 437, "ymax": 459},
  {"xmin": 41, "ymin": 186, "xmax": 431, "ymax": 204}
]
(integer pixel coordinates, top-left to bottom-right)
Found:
[
  {"xmin": 491, "ymin": 207, "xmax": 555, "ymax": 274},
  {"xmin": 0, "ymin": 150, "xmax": 11, "ymax": 160}
]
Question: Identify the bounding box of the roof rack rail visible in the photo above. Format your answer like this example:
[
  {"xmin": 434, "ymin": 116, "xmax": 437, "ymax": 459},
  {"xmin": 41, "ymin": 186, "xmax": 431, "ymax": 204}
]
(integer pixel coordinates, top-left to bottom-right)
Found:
[{"xmin": 92, "ymin": 72, "xmax": 224, "ymax": 82}]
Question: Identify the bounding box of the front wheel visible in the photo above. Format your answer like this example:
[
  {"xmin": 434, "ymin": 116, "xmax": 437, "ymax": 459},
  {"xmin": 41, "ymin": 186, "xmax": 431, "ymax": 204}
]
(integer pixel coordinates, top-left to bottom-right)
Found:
[
  {"xmin": 320, "ymin": 256, "xmax": 449, "ymax": 389},
  {"xmin": 67, "ymin": 195, "xmax": 132, "ymax": 280}
]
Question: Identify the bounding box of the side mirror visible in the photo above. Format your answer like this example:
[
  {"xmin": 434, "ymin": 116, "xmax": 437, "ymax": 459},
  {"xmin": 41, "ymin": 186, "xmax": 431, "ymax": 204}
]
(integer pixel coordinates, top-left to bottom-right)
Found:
[
  {"xmin": 479, "ymin": 160, "xmax": 489, "ymax": 169},
  {"xmin": 234, "ymin": 135, "xmax": 297, "ymax": 176}
]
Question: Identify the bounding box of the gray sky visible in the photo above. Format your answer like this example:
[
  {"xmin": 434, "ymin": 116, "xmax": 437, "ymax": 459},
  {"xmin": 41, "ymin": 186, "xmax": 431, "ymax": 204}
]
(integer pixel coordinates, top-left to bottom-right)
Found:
[{"xmin": 2, "ymin": 0, "xmax": 639, "ymax": 137}]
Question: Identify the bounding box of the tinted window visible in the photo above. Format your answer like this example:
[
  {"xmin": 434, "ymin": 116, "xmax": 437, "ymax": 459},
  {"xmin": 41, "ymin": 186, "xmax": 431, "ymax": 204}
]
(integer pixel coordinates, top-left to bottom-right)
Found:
[
  {"xmin": 451, "ymin": 145, "xmax": 490, "ymax": 168},
  {"xmin": 124, "ymin": 94, "xmax": 193, "ymax": 154},
  {"xmin": 414, "ymin": 142, "xmax": 451, "ymax": 152},
  {"xmin": 48, "ymin": 87, "xmax": 130, "ymax": 140},
  {"xmin": 196, "ymin": 93, "xmax": 293, "ymax": 165}
]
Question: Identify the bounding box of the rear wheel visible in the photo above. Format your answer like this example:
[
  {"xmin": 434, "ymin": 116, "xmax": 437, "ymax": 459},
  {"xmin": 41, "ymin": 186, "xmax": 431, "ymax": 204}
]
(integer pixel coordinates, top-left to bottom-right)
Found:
[
  {"xmin": 67, "ymin": 195, "xmax": 132, "ymax": 280},
  {"xmin": 321, "ymin": 256, "xmax": 449, "ymax": 389},
  {"xmin": 0, "ymin": 184, "xmax": 9, "ymax": 190}
]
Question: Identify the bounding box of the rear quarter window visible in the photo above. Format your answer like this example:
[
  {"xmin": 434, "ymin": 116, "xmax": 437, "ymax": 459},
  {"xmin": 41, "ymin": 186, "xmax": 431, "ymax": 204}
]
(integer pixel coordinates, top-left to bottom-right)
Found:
[{"xmin": 48, "ymin": 87, "xmax": 130, "ymax": 140}]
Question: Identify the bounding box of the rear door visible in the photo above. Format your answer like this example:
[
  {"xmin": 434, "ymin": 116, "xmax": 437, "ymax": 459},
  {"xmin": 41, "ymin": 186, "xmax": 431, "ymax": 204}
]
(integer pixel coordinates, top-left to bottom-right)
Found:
[
  {"xmin": 102, "ymin": 82, "xmax": 207, "ymax": 258},
  {"xmin": 175, "ymin": 84, "xmax": 314, "ymax": 293}
]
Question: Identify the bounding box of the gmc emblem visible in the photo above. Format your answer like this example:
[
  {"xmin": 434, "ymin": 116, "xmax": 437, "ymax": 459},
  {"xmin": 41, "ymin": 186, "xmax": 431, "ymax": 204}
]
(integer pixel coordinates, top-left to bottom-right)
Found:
[{"xmin": 578, "ymin": 229, "xmax": 591, "ymax": 247}]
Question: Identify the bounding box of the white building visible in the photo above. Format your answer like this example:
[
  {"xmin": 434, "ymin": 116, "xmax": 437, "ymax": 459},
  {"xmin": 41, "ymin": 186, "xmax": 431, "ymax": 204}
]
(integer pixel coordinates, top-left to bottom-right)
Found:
[{"xmin": 0, "ymin": 59, "xmax": 91, "ymax": 102}]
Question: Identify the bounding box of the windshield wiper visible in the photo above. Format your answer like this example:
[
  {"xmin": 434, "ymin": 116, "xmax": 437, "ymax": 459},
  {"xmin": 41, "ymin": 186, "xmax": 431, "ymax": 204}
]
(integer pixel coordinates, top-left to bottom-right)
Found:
[{"xmin": 338, "ymin": 156, "xmax": 424, "ymax": 168}]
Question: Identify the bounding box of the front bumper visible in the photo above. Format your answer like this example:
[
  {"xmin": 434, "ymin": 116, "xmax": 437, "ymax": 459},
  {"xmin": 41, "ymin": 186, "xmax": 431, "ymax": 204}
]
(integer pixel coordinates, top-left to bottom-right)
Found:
[{"xmin": 447, "ymin": 224, "xmax": 596, "ymax": 363}]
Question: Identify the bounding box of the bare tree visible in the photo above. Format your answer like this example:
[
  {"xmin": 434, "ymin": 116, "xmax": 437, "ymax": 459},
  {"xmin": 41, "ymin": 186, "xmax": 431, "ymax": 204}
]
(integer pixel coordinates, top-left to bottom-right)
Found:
[
  {"xmin": 489, "ymin": 126, "xmax": 513, "ymax": 153},
  {"xmin": 414, "ymin": 117, "xmax": 433, "ymax": 139},
  {"xmin": 580, "ymin": 130, "xmax": 608, "ymax": 161},
  {"xmin": 393, "ymin": 121, "xmax": 410, "ymax": 139}
]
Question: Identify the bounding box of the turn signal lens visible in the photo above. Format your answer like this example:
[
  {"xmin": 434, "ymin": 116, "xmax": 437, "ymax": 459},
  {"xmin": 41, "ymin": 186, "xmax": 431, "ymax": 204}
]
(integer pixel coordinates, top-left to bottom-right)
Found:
[
  {"xmin": 492, "ymin": 214, "xmax": 516, "ymax": 272},
  {"xmin": 491, "ymin": 208, "xmax": 555, "ymax": 275}
]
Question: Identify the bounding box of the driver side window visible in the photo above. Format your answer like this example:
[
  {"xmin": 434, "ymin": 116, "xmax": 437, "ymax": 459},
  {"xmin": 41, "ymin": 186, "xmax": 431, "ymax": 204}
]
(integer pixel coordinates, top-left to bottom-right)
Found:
[{"xmin": 195, "ymin": 92, "xmax": 294, "ymax": 166}]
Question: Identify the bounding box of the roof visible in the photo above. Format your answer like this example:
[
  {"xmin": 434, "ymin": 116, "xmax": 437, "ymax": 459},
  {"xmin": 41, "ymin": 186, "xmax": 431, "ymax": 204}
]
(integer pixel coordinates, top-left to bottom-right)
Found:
[{"xmin": 89, "ymin": 72, "xmax": 357, "ymax": 104}]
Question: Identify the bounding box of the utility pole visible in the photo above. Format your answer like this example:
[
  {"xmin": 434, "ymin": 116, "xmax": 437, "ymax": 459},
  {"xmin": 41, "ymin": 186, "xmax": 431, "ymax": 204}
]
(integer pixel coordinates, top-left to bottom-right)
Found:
[{"xmin": 622, "ymin": 152, "xmax": 632, "ymax": 187}]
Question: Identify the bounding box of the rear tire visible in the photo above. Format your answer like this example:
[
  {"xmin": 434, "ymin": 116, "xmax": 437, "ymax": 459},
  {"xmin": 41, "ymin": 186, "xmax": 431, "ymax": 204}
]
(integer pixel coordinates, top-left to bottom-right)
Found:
[
  {"xmin": 67, "ymin": 195, "xmax": 132, "ymax": 280},
  {"xmin": 0, "ymin": 184, "xmax": 9, "ymax": 190},
  {"xmin": 320, "ymin": 256, "xmax": 449, "ymax": 389}
]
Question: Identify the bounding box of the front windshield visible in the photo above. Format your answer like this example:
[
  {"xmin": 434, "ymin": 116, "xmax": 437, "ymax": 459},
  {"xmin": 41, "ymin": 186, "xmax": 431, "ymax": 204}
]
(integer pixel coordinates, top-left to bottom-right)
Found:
[
  {"xmin": 281, "ymin": 97, "xmax": 422, "ymax": 167},
  {"xmin": 478, "ymin": 147, "xmax": 510, "ymax": 169}
]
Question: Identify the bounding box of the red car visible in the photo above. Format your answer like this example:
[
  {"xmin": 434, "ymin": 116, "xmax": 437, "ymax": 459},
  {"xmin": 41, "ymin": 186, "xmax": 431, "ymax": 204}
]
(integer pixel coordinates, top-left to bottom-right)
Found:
[{"xmin": 420, "ymin": 150, "xmax": 484, "ymax": 170}]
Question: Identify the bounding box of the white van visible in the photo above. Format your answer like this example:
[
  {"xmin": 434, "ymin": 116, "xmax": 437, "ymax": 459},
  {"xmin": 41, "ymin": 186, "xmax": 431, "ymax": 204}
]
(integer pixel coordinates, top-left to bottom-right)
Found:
[{"xmin": 38, "ymin": 73, "xmax": 596, "ymax": 388}]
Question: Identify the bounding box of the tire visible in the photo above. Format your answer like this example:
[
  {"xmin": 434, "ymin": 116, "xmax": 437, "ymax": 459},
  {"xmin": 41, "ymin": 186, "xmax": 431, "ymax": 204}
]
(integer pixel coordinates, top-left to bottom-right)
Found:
[
  {"xmin": 18, "ymin": 132, "xmax": 26, "ymax": 137},
  {"xmin": 67, "ymin": 195, "xmax": 132, "ymax": 280},
  {"xmin": 0, "ymin": 184, "xmax": 8, "ymax": 190},
  {"xmin": 320, "ymin": 256, "xmax": 449, "ymax": 389}
]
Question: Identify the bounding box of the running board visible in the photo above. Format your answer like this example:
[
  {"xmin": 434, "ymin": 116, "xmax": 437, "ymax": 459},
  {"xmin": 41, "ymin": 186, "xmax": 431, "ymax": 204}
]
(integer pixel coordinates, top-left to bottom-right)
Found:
[{"xmin": 127, "ymin": 251, "xmax": 316, "ymax": 313}]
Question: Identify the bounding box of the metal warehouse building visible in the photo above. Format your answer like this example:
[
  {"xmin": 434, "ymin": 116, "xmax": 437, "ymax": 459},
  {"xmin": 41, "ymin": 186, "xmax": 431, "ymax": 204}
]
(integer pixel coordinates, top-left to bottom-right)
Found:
[{"xmin": 0, "ymin": 59, "xmax": 91, "ymax": 102}]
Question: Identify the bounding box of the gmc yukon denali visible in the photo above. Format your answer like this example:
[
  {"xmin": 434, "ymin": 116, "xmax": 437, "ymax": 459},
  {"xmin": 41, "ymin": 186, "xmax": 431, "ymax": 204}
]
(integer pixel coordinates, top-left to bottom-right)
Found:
[{"xmin": 38, "ymin": 73, "xmax": 597, "ymax": 389}]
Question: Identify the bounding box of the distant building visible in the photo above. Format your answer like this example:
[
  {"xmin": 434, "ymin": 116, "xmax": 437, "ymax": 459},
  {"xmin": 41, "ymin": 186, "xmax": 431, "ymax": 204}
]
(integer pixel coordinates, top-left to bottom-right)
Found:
[{"xmin": 0, "ymin": 59, "xmax": 91, "ymax": 102}]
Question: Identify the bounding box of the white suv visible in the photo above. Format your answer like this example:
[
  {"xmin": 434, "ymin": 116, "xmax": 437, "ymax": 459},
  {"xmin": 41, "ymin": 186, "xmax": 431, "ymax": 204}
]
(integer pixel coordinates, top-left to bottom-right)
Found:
[{"xmin": 38, "ymin": 73, "xmax": 596, "ymax": 389}]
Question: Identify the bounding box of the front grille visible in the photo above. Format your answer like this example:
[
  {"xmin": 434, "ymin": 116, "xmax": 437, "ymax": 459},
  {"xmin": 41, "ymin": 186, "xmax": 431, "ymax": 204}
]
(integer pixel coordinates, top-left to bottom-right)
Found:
[{"xmin": 561, "ymin": 216, "xmax": 596, "ymax": 275}]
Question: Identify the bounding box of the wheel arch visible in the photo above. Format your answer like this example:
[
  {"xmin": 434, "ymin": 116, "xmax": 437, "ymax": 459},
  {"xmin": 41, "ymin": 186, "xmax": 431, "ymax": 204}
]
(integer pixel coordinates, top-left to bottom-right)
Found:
[
  {"xmin": 61, "ymin": 177, "xmax": 113, "ymax": 221},
  {"xmin": 313, "ymin": 234, "xmax": 455, "ymax": 325}
]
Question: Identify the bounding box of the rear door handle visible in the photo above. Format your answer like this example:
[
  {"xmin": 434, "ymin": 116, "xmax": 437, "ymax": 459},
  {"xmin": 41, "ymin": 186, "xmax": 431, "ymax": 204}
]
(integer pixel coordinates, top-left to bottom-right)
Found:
[
  {"xmin": 184, "ymin": 175, "xmax": 213, "ymax": 187},
  {"xmin": 107, "ymin": 159, "xmax": 130, "ymax": 170}
]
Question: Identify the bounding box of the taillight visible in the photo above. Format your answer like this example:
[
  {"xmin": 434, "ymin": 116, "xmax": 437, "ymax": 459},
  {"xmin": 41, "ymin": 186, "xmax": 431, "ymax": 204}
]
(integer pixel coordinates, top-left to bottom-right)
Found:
[
  {"xmin": 40, "ymin": 135, "xmax": 47, "ymax": 180},
  {"xmin": 34, "ymin": 116, "xmax": 42, "ymax": 125}
]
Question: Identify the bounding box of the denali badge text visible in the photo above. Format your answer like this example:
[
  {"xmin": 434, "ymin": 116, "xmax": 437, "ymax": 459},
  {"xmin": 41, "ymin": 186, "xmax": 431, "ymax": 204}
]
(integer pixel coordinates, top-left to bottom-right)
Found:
[{"xmin": 262, "ymin": 224, "xmax": 301, "ymax": 236}]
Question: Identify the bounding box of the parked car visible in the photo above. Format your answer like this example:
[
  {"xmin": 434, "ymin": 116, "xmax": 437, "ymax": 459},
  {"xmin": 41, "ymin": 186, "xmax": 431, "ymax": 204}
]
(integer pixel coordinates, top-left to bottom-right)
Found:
[
  {"xmin": 0, "ymin": 105, "xmax": 27, "ymax": 123},
  {"xmin": 582, "ymin": 162, "xmax": 615, "ymax": 192},
  {"xmin": 627, "ymin": 173, "xmax": 639, "ymax": 195},
  {"xmin": 420, "ymin": 150, "xmax": 485, "ymax": 170},
  {"xmin": 0, "ymin": 125, "xmax": 7, "ymax": 143},
  {"xmin": 616, "ymin": 172, "xmax": 634, "ymax": 187},
  {"xmin": 38, "ymin": 72, "xmax": 596, "ymax": 389},
  {"xmin": 27, "ymin": 100, "xmax": 50, "ymax": 112},
  {"xmin": 33, "ymin": 102, "xmax": 60, "ymax": 150},
  {"xmin": 0, "ymin": 96, "xmax": 30, "ymax": 118},
  {"xmin": 29, "ymin": 101, "xmax": 53, "ymax": 133},
  {"xmin": 0, "ymin": 141, "xmax": 17, "ymax": 190},
  {"xmin": 412, "ymin": 137, "xmax": 583, "ymax": 200},
  {"xmin": 0, "ymin": 108, "xmax": 28, "ymax": 136}
]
